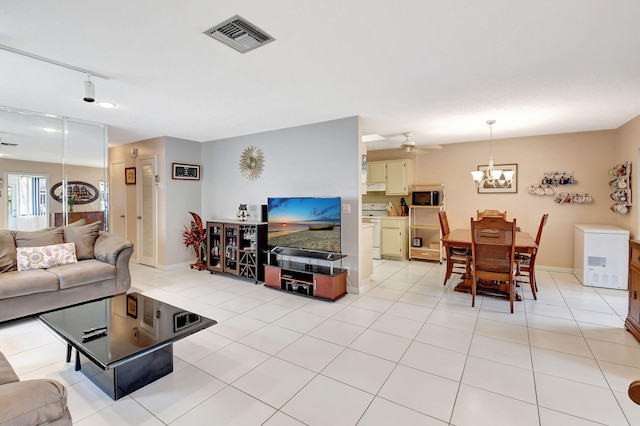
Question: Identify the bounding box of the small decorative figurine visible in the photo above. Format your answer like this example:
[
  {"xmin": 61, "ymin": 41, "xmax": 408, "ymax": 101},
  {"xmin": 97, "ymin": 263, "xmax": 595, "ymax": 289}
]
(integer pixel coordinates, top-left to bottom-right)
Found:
[{"xmin": 237, "ymin": 204, "xmax": 250, "ymax": 221}]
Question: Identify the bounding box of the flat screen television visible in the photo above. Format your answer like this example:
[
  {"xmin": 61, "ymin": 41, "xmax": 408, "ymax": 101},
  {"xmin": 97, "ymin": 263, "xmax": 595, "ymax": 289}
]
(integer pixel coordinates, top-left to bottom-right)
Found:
[{"xmin": 267, "ymin": 197, "xmax": 341, "ymax": 253}]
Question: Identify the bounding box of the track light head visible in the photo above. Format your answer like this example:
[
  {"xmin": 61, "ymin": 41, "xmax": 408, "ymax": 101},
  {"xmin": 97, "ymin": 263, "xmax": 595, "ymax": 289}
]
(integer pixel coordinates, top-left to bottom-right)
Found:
[{"xmin": 83, "ymin": 74, "xmax": 95, "ymax": 102}]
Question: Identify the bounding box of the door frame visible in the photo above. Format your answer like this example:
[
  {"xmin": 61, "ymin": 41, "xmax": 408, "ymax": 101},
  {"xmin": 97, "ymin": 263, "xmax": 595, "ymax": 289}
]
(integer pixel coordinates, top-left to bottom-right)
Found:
[{"xmin": 109, "ymin": 160, "xmax": 127, "ymax": 241}]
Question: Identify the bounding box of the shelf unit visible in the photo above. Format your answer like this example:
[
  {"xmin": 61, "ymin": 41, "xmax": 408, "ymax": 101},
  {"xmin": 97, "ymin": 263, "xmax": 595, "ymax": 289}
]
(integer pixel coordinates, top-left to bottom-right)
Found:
[
  {"xmin": 409, "ymin": 184, "xmax": 444, "ymax": 263},
  {"xmin": 206, "ymin": 221, "xmax": 267, "ymax": 283},
  {"xmin": 264, "ymin": 247, "xmax": 347, "ymax": 301}
]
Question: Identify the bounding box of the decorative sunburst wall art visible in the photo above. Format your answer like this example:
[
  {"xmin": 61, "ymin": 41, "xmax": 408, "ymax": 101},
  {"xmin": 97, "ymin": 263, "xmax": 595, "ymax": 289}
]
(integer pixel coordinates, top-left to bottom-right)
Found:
[{"xmin": 239, "ymin": 146, "xmax": 264, "ymax": 180}]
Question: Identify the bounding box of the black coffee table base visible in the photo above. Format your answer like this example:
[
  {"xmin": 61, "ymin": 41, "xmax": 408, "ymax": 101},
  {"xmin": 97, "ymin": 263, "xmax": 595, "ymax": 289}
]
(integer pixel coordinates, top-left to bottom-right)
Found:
[{"xmin": 72, "ymin": 345, "xmax": 173, "ymax": 400}]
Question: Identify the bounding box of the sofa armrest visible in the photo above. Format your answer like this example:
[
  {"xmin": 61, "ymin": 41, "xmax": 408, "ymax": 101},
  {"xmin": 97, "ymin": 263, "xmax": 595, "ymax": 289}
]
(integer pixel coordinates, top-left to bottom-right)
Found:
[
  {"xmin": 0, "ymin": 379, "xmax": 71, "ymax": 425},
  {"xmin": 94, "ymin": 232, "xmax": 134, "ymax": 293},
  {"xmin": 94, "ymin": 232, "xmax": 134, "ymax": 266}
]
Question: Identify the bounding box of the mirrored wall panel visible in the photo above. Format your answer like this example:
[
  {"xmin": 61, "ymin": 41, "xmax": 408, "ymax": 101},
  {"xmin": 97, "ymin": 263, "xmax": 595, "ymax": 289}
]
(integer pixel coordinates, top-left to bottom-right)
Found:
[{"xmin": 0, "ymin": 106, "xmax": 107, "ymax": 231}]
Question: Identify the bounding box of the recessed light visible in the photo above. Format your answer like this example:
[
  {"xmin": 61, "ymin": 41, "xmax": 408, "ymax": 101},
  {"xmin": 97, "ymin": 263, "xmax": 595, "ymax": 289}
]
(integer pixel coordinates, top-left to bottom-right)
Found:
[
  {"xmin": 98, "ymin": 101, "xmax": 116, "ymax": 109},
  {"xmin": 43, "ymin": 127, "xmax": 57, "ymax": 133}
]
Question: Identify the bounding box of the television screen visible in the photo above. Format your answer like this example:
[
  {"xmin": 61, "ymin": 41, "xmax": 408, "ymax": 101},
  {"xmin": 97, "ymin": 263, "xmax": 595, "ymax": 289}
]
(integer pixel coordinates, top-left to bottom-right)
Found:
[{"xmin": 267, "ymin": 197, "xmax": 341, "ymax": 253}]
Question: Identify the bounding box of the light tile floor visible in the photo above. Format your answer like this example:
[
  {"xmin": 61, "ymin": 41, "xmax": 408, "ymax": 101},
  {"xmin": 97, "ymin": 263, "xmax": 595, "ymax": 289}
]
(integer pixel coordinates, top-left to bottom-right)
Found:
[{"xmin": 2, "ymin": 259, "xmax": 640, "ymax": 425}]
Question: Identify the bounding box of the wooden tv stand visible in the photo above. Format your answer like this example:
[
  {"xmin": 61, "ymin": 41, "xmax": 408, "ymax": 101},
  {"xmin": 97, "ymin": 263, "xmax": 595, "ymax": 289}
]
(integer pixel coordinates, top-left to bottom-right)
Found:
[{"xmin": 264, "ymin": 248, "xmax": 347, "ymax": 301}]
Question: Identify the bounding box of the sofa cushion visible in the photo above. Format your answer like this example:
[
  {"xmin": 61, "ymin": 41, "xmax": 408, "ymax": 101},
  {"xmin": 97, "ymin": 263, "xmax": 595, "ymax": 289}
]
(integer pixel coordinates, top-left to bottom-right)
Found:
[
  {"xmin": 0, "ymin": 352, "xmax": 19, "ymax": 385},
  {"xmin": 0, "ymin": 269, "xmax": 60, "ymax": 298},
  {"xmin": 15, "ymin": 228, "xmax": 64, "ymax": 248},
  {"xmin": 16, "ymin": 243, "xmax": 77, "ymax": 271},
  {"xmin": 0, "ymin": 230, "xmax": 17, "ymax": 273},
  {"xmin": 63, "ymin": 221, "xmax": 101, "ymax": 260},
  {"xmin": 48, "ymin": 259, "xmax": 116, "ymax": 290}
]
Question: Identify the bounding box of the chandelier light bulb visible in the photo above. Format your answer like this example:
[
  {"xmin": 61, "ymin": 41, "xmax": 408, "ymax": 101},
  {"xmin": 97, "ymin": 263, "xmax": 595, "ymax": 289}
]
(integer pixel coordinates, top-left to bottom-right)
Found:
[{"xmin": 470, "ymin": 120, "xmax": 513, "ymax": 188}]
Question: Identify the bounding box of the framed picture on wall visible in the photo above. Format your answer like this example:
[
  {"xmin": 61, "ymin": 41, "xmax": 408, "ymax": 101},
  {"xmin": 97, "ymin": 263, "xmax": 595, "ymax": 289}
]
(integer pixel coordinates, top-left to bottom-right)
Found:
[
  {"xmin": 125, "ymin": 167, "xmax": 136, "ymax": 185},
  {"xmin": 127, "ymin": 294, "xmax": 138, "ymax": 318},
  {"xmin": 476, "ymin": 163, "xmax": 518, "ymax": 194},
  {"xmin": 172, "ymin": 163, "xmax": 200, "ymax": 180}
]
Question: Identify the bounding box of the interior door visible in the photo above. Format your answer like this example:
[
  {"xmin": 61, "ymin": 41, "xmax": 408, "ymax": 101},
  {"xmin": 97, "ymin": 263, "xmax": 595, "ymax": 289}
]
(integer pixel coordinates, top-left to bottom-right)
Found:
[
  {"xmin": 109, "ymin": 161, "xmax": 127, "ymax": 240},
  {"xmin": 137, "ymin": 157, "xmax": 157, "ymax": 267}
]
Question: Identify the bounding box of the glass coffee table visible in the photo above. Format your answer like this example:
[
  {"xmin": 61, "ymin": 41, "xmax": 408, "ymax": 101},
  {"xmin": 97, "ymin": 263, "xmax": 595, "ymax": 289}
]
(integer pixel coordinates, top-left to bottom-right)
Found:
[{"xmin": 39, "ymin": 292, "xmax": 216, "ymax": 400}]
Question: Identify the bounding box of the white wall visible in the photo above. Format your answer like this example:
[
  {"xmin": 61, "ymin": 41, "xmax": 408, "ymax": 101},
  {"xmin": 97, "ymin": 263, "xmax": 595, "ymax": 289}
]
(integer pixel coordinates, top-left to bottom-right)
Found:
[
  {"xmin": 201, "ymin": 117, "xmax": 362, "ymax": 290},
  {"xmin": 165, "ymin": 137, "xmax": 203, "ymax": 267}
]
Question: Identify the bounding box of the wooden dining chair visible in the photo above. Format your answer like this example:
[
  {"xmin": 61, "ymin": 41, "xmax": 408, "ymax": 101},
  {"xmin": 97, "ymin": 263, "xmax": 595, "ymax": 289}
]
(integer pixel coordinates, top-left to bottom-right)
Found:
[
  {"xmin": 477, "ymin": 209, "xmax": 507, "ymax": 219},
  {"xmin": 470, "ymin": 216, "xmax": 518, "ymax": 313},
  {"xmin": 516, "ymin": 214, "xmax": 548, "ymax": 299},
  {"xmin": 438, "ymin": 211, "xmax": 470, "ymax": 285}
]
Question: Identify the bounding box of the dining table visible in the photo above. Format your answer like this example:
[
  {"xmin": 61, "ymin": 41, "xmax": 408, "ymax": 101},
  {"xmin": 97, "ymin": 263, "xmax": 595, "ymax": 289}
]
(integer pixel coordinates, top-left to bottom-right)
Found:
[{"xmin": 442, "ymin": 228, "xmax": 538, "ymax": 300}]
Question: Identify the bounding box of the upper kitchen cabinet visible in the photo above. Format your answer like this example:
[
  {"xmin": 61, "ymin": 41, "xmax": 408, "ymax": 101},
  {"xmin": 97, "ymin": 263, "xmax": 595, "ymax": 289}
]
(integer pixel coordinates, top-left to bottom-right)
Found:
[
  {"xmin": 367, "ymin": 161, "xmax": 387, "ymax": 185},
  {"xmin": 366, "ymin": 159, "xmax": 412, "ymax": 195}
]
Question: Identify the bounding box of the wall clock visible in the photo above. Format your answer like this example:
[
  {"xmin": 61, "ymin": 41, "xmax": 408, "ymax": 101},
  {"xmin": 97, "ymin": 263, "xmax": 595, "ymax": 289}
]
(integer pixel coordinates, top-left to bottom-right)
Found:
[{"xmin": 239, "ymin": 146, "xmax": 264, "ymax": 180}]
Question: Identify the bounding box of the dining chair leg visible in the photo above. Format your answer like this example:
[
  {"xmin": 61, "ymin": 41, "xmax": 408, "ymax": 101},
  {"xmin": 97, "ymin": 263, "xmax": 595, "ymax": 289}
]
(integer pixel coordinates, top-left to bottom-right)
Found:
[
  {"xmin": 471, "ymin": 278, "xmax": 476, "ymax": 308},
  {"xmin": 530, "ymin": 275, "xmax": 537, "ymax": 300},
  {"xmin": 509, "ymin": 280, "xmax": 514, "ymax": 314},
  {"xmin": 443, "ymin": 257, "xmax": 453, "ymax": 286}
]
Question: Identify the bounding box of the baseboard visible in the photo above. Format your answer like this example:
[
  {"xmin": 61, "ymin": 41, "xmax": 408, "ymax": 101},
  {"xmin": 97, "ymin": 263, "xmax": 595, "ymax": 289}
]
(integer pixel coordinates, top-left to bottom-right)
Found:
[
  {"xmin": 157, "ymin": 261, "xmax": 194, "ymax": 271},
  {"xmin": 535, "ymin": 265, "xmax": 574, "ymax": 274}
]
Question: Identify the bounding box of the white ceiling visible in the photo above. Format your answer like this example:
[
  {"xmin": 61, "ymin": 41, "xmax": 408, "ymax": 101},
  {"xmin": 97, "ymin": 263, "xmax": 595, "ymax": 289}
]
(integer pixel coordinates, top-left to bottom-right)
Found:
[{"xmin": 1, "ymin": 0, "xmax": 640, "ymax": 152}]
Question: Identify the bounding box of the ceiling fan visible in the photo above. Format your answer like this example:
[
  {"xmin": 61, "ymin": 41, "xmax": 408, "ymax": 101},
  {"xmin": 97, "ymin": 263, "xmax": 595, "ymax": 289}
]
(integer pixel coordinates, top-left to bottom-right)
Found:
[{"xmin": 400, "ymin": 132, "xmax": 443, "ymax": 153}]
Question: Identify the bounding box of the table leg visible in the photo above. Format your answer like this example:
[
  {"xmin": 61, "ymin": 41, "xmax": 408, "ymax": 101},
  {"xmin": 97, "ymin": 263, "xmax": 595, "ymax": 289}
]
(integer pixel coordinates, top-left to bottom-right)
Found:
[
  {"xmin": 75, "ymin": 350, "xmax": 81, "ymax": 371},
  {"xmin": 66, "ymin": 344, "xmax": 72, "ymax": 363}
]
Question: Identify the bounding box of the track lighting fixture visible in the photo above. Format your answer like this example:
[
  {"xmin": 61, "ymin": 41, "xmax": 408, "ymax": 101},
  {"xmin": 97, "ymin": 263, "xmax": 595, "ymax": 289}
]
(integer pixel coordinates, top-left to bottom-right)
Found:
[{"xmin": 83, "ymin": 74, "xmax": 95, "ymax": 103}]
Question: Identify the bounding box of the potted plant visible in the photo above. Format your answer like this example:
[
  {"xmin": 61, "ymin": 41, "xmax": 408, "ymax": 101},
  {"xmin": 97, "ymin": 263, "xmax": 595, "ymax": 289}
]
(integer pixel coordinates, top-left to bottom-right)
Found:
[{"xmin": 182, "ymin": 212, "xmax": 206, "ymax": 270}]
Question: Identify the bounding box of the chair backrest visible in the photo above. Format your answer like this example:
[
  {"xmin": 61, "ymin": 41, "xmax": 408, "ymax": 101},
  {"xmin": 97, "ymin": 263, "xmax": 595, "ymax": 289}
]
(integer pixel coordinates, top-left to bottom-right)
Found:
[
  {"xmin": 470, "ymin": 216, "xmax": 517, "ymax": 280},
  {"xmin": 477, "ymin": 209, "xmax": 507, "ymax": 219},
  {"xmin": 438, "ymin": 210, "xmax": 450, "ymax": 236},
  {"xmin": 535, "ymin": 214, "xmax": 549, "ymax": 245}
]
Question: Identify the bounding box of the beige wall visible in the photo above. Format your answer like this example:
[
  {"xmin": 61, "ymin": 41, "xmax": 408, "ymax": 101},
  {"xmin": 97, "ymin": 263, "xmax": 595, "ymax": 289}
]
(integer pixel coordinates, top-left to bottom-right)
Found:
[
  {"xmin": 367, "ymin": 128, "xmax": 625, "ymax": 270},
  {"xmin": 109, "ymin": 137, "xmax": 166, "ymax": 265},
  {"xmin": 109, "ymin": 136, "xmax": 202, "ymax": 269},
  {"xmin": 614, "ymin": 115, "xmax": 640, "ymax": 237}
]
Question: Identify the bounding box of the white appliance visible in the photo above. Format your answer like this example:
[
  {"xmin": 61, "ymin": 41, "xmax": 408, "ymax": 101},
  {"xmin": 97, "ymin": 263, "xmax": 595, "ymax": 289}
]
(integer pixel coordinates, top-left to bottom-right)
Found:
[
  {"xmin": 574, "ymin": 224, "xmax": 629, "ymax": 289},
  {"xmin": 362, "ymin": 203, "xmax": 388, "ymax": 259}
]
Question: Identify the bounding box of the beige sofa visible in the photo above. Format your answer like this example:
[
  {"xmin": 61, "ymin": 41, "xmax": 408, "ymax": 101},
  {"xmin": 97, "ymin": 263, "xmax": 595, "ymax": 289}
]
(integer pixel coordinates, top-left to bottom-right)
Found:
[
  {"xmin": 0, "ymin": 350, "xmax": 71, "ymax": 425},
  {"xmin": 0, "ymin": 221, "xmax": 134, "ymax": 322}
]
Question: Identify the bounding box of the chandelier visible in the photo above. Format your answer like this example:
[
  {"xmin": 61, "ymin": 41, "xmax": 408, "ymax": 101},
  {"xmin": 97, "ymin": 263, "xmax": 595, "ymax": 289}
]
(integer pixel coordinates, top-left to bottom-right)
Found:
[{"xmin": 470, "ymin": 120, "xmax": 514, "ymax": 188}]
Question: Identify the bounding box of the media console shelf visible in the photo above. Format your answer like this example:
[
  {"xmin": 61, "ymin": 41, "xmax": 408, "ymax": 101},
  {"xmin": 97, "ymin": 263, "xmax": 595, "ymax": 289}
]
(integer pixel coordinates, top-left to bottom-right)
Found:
[{"xmin": 264, "ymin": 247, "xmax": 347, "ymax": 301}]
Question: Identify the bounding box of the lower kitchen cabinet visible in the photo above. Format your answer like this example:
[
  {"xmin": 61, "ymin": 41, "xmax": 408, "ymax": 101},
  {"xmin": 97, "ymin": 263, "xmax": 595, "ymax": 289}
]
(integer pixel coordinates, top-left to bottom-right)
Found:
[{"xmin": 380, "ymin": 216, "xmax": 408, "ymax": 259}]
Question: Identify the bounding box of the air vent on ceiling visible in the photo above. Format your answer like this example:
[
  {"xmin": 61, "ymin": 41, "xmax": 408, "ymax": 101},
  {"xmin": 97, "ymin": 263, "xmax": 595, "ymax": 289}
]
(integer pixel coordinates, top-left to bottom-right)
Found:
[
  {"xmin": 1, "ymin": 141, "xmax": 18, "ymax": 147},
  {"xmin": 203, "ymin": 15, "xmax": 275, "ymax": 53}
]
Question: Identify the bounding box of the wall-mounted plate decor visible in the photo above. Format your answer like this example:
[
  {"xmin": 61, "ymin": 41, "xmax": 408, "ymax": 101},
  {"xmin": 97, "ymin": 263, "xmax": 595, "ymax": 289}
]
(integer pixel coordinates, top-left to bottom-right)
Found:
[
  {"xmin": 50, "ymin": 181, "xmax": 99, "ymax": 204},
  {"xmin": 239, "ymin": 146, "xmax": 264, "ymax": 180}
]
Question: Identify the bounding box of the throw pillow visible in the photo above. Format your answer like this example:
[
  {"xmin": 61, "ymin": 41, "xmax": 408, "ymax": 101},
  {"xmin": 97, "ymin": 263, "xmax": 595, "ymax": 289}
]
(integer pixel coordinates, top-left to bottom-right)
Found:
[
  {"xmin": 39, "ymin": 218, "xmax": 87, "ymax": 232},
  {"xmin": 0, "ymin": 230, "xmax": 17, "ymax": 273},
  {"xmin": 63, "ymin": 221, "xmax": 101, "ymax": 260},
  {"xmin": 16, "ymin": 243, "xmax": 77, "ymax": 271},
  {"xmin": 15, "ymin": 228, "xmax": 64, "ymax": 248}
]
